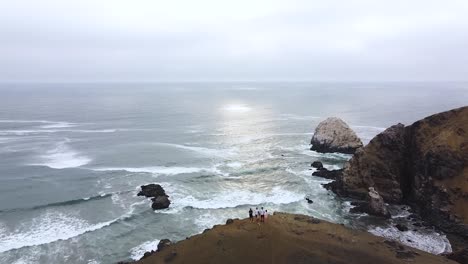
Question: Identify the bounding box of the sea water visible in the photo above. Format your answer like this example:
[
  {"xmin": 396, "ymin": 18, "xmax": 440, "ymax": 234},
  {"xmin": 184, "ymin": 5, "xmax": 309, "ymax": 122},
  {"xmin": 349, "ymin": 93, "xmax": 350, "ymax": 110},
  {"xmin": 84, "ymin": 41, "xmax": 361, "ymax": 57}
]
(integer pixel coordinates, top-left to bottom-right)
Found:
[{"xmin": 0, "ymin": 82, "xmax": 466, "ymax": 263}]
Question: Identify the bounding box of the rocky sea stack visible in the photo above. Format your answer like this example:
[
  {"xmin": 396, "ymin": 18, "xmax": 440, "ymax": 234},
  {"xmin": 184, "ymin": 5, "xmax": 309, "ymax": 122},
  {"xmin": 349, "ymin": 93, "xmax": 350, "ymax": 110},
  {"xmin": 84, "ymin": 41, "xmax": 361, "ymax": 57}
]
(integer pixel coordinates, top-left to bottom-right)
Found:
[
  {"xmin": 330, "ymin": 106, "xmax": 468, "ymax": 253},
  {"xmin": 137, "ymin": 184, "xmax": 171, "ymax": 210},
  {"xmin": 310, "ymin": 117, "xmax": 363, "ymax": 154}
]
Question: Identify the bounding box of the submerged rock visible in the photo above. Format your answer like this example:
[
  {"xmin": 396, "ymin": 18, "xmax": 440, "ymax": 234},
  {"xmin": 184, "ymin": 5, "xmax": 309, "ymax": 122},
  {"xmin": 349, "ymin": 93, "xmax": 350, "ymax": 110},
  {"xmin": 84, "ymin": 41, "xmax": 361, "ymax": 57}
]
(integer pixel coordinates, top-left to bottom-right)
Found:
[
  {"xmin": 138, "ymin": 184, "xmax": 171, "ymax": 210},
  {"xmin": 310, "ymin": 117, "xmax": 363, "ymax": 154},
  {"xmin": 395, "ymin": 224, "xmax": 409, "ymax": 232}
]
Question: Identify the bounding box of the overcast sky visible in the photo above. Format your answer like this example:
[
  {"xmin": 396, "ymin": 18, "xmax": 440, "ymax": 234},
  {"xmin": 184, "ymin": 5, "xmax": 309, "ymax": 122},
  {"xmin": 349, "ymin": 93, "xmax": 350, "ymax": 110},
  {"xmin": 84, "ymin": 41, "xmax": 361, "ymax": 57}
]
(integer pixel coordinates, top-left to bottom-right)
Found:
[{"xmin": 1, "ymin": 0, "xmax": 468, "ymax": 82}]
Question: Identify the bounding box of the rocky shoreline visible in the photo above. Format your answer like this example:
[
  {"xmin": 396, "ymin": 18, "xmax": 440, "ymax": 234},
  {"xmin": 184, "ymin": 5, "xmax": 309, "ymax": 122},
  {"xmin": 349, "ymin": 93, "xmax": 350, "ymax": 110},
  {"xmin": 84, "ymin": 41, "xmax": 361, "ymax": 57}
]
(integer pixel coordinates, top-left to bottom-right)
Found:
[{"xmin": 311, "ymin": 106, "xmax": 468, "ymax": 263}]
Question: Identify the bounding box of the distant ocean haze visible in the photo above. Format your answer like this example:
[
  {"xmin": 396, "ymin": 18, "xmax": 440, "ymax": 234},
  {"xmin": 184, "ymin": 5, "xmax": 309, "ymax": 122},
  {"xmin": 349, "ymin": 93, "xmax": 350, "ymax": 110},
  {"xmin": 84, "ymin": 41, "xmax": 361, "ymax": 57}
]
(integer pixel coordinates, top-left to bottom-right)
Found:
[{"xmin": 0, "ymin": 82, "xmax": 466, "ymax": 263}]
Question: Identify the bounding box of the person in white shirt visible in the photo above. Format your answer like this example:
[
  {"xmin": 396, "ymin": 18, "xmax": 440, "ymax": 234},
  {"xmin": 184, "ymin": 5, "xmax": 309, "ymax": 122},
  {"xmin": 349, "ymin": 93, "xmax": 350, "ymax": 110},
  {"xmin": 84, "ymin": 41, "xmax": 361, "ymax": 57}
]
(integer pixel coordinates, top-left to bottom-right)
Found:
[
  {"xmin": 260, "ymin": 207, "xmax": 265, "ymax": 222},
  {"xmin": 255, "ymin": 207, "xmax": 259, "ymax": 222},
  {"xmin": 264, "ymin": 209, "xmax": 268, "ymax": 222}
]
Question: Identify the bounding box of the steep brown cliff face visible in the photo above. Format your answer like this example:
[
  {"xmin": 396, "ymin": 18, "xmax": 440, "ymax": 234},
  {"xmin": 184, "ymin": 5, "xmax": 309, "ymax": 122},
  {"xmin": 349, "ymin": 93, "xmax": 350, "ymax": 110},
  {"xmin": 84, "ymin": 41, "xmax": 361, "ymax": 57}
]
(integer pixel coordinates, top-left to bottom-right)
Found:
[
  {"xmin": 341, "ymin": 123, "xmax": 407, "ymax": 202},
  {"xmin": 339, "ymin": 106, "xmax": 468, "ymax": 250},
  {"xmin": 406, "ymin": 107, "xmax": 468, "ymax": 224}
]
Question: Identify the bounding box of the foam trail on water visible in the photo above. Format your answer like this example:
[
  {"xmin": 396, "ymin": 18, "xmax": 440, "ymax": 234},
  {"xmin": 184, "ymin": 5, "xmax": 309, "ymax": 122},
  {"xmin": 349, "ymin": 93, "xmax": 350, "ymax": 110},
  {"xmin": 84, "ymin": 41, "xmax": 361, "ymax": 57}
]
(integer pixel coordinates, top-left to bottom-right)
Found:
[
  {"xmin": 0, "ymin": 213, "xmax": 114, "ymax": 253},
  {"xmin": 0, "ymin": 200, "xmax": 144, "ymax": 253},
  {"xmin": 39, "ymin": 122, "xmax": 78, "ymax": 129},
  {"xmin": 0, "ymin": 129, "xmax": 117, "ymax": 136},
  {"xmin": 152, "ymin": 142, "xmax": 238, "ymax": 158},
  {"xmin": 0, "ymin": 119, "xmax": 59, "ymax": 124},
  {"xmin": 30, "ymin": 139, "xmax": 91, "ymax": 169},
  {"xmin": 93, "ymin": 166, "xmax": 224, "ymax": 176},
  {"xmin": 166, "ymin": 186, "xmax": 304, "ymax": 210}
]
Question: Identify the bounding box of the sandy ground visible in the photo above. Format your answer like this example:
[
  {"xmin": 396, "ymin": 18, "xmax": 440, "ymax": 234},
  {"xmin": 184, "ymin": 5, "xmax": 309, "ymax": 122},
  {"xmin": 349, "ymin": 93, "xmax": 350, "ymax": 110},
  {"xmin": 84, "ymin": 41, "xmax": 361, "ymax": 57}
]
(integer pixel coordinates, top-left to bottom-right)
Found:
[{"xmin": 135, "ymin": 212, "xmax": 455, "ymax": 264}]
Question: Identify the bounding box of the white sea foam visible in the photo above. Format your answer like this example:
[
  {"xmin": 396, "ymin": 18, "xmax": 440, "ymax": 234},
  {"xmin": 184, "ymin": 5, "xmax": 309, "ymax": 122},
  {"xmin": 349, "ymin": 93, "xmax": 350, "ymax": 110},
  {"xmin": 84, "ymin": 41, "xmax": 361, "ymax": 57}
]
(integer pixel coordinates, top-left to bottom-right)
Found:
[
  {"xmin": 31, "ymin": 139, "xmax": 91, "ymax": 169},
  {"xmin": 94, "ymin": 166, "xmax": 223, "ymax": 176},
  {"xmin": 39, "ymin": 122, "xmax": 78, "ymax": 129},
  {"xmin": 0, "ymin": 200, "xmax": 142, "ymax": 253},
  {"xmin": 0, "ymin": 212, "xmax": 115, "ymax": 253},
  {"xmin": 130, "ymin": 239, "xmax": 160, "ymax": 260},
  {"xmin": 368, "ymin": 226, "xmax": 452, "ymax": 254},
  {"xmin": 391, "ymin": 205, "xmax": 412, "ymax": 219},
  {"xmin": 0, "ymin": 119, "xmax": 59, "ymax": 124},
  {"xmin": 70, "ymin": 129, "xmax": 117, "ymax": 133},
  {"xmin": 226, "ymin": 162, "xmax": 243, "ymax": 168},
  {"xmin": 0, "ymin": 129, "xmax": 116, "ymax": 136},
  {"xmin": 153, "ymin": 142, "xmax": 238, "ymax": 158},
  {"xmin": 168, "ymin": 186, "xmax": 304, "ymax": 210}
]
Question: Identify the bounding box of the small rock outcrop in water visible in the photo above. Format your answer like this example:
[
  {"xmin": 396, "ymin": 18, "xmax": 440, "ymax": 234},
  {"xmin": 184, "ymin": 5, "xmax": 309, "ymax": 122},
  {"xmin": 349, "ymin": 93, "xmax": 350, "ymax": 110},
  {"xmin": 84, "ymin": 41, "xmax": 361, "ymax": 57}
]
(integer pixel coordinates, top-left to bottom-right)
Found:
[
  {"xmin": 332, "ymin": 106, "xmax": 468, "ymax": 252},
  {"xmin": 138, "ymin": 184, "xmax": 166, "ymax": 198},
  {"xmin": 312, "ymin": 167, "xmax": 343, "ymax": 180},
  {"xmin": 368, "ymin": 187, "xmax": 390, "ymax": 218},
  {"xmin": 311, "ymin": 161, "xmax": 324, "ymax": 169},
  {"xmin": 138, "ymin": 184, "xmax": 171, "ymax": 210},
  {"xmin": 310, "ymin": 117, "xmax": 363, "ymax": 154},
  {"xmin": 157, "ymin": 239, "xmax": 172, "ymax": 252}
]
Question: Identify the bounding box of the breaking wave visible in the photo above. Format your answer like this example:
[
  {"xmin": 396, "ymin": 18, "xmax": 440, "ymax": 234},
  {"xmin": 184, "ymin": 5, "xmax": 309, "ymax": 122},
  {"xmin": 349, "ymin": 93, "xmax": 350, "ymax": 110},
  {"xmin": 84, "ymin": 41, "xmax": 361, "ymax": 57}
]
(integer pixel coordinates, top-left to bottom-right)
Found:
[{"xmin": 30, "ymin": 139, "xmax": 91, "ymax": 169}]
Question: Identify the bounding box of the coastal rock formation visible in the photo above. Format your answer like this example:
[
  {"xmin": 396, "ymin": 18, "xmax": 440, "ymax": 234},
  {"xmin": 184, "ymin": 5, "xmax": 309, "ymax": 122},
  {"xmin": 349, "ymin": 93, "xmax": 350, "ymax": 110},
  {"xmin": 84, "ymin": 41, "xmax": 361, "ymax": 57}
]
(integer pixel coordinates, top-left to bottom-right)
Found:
[
  {"xmin": 335, "ymin": 106, "xmax": 468, "ymax": 250},
  {"xmin": 310, "ymin": 117, "xmax": 363, "ymax": 154},
  {"xmin": 138, "ymin": 184, "xmax": 171, "ymax": 210},
  {"xmin": 138, "ymin": 184, "xmax": 167, "ymax": 198},
  {"xmin": 311, "ymin": 161, "xmax": 324, "ymax": 169},
  {"xmin": 151, "ymin": 196, "xmax": 170, "ymax": 210},
  {"xmin": 340, "ymin": 124, "xmax": 407, "ymax": 202},
  {"xmin": 368, "ymin": 187, "xmax": 391, "ymax": 218},
  {"xmin": 133, "ymin": 213, "xmax": 456, "ymax": 264},
  {"xmin": 312, "ymin": 167, "xmax": 343, "ymax": 180},
  {"xmin": 347, "ymin": 188, "xmax": 390, "ymax": 218},
  {"xmin": 157, "ymin": 239, "xmax": 172, "ymax": 252}
]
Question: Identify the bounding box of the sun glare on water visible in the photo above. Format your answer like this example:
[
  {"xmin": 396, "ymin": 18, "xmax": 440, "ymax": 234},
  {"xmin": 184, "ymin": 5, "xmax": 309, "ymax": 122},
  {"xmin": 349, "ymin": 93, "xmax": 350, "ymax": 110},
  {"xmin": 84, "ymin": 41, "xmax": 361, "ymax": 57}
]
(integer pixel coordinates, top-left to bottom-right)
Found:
[{"xmin": 222, "ymin": 104, "xmax": 252, "ymax": 113}]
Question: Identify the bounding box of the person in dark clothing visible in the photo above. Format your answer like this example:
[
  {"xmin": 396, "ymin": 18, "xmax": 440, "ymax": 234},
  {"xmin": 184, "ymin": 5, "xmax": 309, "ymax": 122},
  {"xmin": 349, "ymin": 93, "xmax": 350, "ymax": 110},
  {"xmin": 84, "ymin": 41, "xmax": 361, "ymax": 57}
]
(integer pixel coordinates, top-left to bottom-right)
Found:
[{"xmin": 249, "ymin": 208, "xmax": 254, "ymax": 221}]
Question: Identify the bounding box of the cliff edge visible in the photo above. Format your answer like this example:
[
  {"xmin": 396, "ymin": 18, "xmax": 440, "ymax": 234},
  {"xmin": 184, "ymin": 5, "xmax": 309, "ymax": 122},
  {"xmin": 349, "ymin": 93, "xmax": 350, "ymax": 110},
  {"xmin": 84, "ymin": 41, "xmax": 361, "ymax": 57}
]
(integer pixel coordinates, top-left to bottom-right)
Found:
[{"xmin": 132, "ymin": 213, "xmax": 455, "ymax": 264}]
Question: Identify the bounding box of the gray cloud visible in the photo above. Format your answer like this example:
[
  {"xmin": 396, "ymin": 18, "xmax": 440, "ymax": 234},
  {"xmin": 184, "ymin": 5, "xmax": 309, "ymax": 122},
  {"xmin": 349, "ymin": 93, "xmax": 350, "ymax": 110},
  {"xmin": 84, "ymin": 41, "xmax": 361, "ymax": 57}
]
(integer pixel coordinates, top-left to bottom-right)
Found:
[{"xmin": 1, "ymin": 0, "xmax": 468, "ymax": 81}]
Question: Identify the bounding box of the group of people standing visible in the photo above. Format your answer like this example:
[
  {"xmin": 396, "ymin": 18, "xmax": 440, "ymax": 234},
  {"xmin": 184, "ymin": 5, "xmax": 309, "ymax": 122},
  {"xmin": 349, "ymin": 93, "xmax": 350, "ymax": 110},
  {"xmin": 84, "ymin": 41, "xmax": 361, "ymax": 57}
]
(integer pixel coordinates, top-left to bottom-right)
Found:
[{"xmin": 249, "ymin": 207, "xmax": 268, "ymax": 223}]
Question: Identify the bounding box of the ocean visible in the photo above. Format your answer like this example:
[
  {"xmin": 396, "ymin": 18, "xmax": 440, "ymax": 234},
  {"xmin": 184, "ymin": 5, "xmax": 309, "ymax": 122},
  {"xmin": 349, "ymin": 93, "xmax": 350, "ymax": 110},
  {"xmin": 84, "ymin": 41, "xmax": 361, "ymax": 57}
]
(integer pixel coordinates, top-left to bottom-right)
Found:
[{"xmin": 0, "ymin": 82, "xmax": 466, "ymax": 263}]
